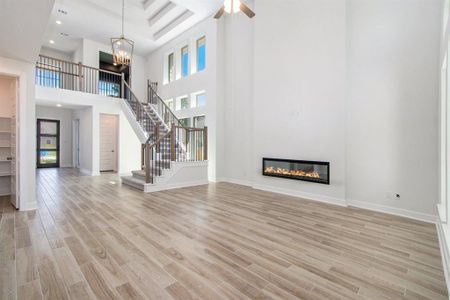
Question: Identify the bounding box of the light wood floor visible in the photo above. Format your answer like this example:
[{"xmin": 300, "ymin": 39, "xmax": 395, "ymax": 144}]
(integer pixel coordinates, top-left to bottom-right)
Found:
[{"xmin": 0, "ymin": 168, "xmax": 448, "ymax": 300}]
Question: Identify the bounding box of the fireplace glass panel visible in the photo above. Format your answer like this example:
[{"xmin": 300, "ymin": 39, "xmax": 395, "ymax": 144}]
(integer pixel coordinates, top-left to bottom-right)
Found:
[{"xmin": 263, "ymin": 158, "xmax": 330, "ymax": 184}]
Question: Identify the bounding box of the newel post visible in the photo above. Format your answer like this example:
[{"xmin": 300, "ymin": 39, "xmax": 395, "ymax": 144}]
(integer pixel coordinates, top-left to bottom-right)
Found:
[
  {"xmin": 121, "ymin": 73, "xmax": 125, "ymax": 99},
  {"xmin": 145, "ymin": 143, "xmax": 151, "ymax": 184},
  {"xmin": 170, "ymin": 123, "xmax": 176, "ymax": 161}
]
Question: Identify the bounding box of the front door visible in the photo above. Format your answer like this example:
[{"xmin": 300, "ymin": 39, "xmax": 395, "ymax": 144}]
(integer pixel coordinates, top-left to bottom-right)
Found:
[
  {"xmin": 37, "ymin": 119, "xmax": 60, "ymax": 168},
  {"xmin": 100, "ymin": 114, "xmax": 118, "ymax": 172}
]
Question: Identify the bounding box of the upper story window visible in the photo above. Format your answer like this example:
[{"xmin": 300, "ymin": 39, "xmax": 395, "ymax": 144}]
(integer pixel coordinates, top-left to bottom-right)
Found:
[
  {"xmin": 193, "ymin": 115, "xmax": 205, "ymax": 128},
  {"xmin": 168, "ymin": 53, "xmax": 175, "ymax": 82},
  {"xmin": 197, "ymin": 36, "xmax": 206, "ymax": 72},
  {"xmin": 195, "ymin": 93, "xmax": 206, "ymax": 107},
  {"xmin": 181, "ymin": 45, "xmax": 189, "ymax": 77},
  {"xmin": 180, "ymin": 118, "xmax": 191, "ymax": 127},
  {"xmin": 180, "ymin": 96, "xmax": 190, "ymax": 110}
]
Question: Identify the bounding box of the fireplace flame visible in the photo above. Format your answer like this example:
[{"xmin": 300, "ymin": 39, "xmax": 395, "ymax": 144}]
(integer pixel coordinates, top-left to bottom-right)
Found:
[{"xmin": 264, "ymin": 166, "xmax": 321, "ymax": 178}]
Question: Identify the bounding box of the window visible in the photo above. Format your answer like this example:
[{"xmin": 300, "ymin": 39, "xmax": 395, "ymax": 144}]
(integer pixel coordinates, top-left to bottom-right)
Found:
[
  {"xmin": 168, "ymin": 53, "xmax": 175, "ymax": 82},
  {"xmin": 180, "ymin": 96, "xmax": 190, "ymax": 110},
  {"xmin": 197, "ymin": 36, "xmax": 206, "ymax": 72},
  {"xmin": 181, "ymin": 45, "xmax": 189, "ymax": 77},
  {"xmin": 35, "ymin": 67, "xmax": 61, "ymax": 88},
  {"xmin": 193, "ymin": 116, "xmax": 206, "ymax": 128},
  {"xmin": 99, "ymin": 81, "xmax": 120, "ymax": 97},
  {"xmin": 196, "ymin": 93, "xmax": 206, "ymax": 107},
  {"xmin": 166, "ymin": 99, "xmax": 174, "ymax": 110},
  {"xmin": 180, "ymin": 118, "xmax": 191, "ymax": 127}
]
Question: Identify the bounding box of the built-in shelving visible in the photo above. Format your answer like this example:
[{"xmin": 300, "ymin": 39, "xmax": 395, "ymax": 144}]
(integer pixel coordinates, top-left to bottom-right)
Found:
[{"xmin": 0, "ymin": 117, "xmax": 12, "ymax": 196}]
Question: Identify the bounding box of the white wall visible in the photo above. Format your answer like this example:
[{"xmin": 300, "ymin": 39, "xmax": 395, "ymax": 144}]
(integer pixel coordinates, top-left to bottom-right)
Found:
[
  {"xmin": 36, "ymin": 105, "xmax": 74, "ymax": 168},
  {"xmin": 73, "ymin": 107, "xmax": 93, "ymax": 174},
  {"xmin": 346, "ymin": 0, "xmax": 441, "ymax": 218},
  {"xmin": 0, "ymin": 76, "xmax": 15, "ymax": 117},
  {"xmin": 77, "ymin": 38, "xmax": 147, "ymax": 101},
  {"xmin": 219, "ymin": 0, "xmax": 441, "ymax": 218},
  {"xmin": 40, "ymin": 47, "xmax": 73, "ymax": 62},
  {"xmin": 146, "ymin": 17, "xmax": 224, "ymax": 181},
  {"xmin": 250, "ymin": 0, "xmax": 347, "ymax": 204},
  {"xmin": 0, "ymin": 56, "xmax": 37, "ymax": 211}
]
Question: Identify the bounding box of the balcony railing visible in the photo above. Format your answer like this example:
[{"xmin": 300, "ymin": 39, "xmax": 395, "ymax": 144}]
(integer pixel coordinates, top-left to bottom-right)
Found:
[{"xmin": 36, "ymin": 55, "xmax": 123, "ymax": 98}]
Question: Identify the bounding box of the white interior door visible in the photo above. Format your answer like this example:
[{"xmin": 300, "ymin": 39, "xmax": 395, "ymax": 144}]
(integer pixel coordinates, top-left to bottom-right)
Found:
[
  {"xmin": 10, "ymin": 78, "xmax": 17, "ymax": 208},
  {"xmin": 100, "ymin": 114, "xmax": 118, "ymax": 172}
]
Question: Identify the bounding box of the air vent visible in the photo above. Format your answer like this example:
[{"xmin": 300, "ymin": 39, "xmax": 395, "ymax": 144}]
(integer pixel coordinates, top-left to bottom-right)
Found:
[
  {"xmin": 57, "ymin": 9, "xmax": 68, "ymax": 15},
  {"xmin": 60, "ymin": 32, "xmax": 69, "ymax": 37}
]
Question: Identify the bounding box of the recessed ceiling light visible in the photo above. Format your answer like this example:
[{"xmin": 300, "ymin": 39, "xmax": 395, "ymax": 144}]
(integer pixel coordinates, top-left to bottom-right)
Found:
[
  {"xmin": 49, "ymin": 40, "xmax": 55, "ymax": 44},
  {"xmin": 56, "ymin": 104, "xmax": 62, "ymax": 107},
  {"xmin": 56, "ymin": 20, "xmax": 62, "ymax": 25}
]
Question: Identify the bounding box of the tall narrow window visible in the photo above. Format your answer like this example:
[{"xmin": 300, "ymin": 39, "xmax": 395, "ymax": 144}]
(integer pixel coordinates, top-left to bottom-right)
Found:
[
  {"xmin": 196, "ymin": 93, "xmax": 206, "ymax": 107},
  {"xmin": 37, "ymin": 119, "xmax": 60, "ymax": 168},
  {"xmin": 193, "ymin": 116, "xmax": 205, "ymax": 128},
  {"xmin": 197, "ymin": 36, "xmax": 206, "ymax": 72},
  {"xmin": 180, "ymin": 96, "xmax": 190, "ymax": 110},
  {"xmin": 181, "ymin": 45, "xmax": 189, "ymax": 77},
  {"xmin": 168, "ymin": 53, "xmax": 175, "ymax": 82}
]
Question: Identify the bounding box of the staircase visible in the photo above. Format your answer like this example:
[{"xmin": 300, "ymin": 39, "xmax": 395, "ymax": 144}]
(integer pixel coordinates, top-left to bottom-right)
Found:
[
  {"xmin": 120, "ymin": 81, "xmax": 207, "ymax": 192},
  {"xmin": 35, "ymin": 55, "xmax": 207, "ymax": 192}
]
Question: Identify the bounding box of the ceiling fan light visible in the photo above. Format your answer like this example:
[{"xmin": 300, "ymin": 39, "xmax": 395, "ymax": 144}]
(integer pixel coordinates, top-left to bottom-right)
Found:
[{"xmin": 224, "ymin": 0, "xmax": 241, "ymax": 14}]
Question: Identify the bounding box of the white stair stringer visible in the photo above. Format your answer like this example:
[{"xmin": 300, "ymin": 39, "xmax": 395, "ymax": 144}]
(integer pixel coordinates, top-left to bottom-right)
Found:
[
  {"xmin": 119, "ymin": 99, "xmax": 148, "ymax": 144},
  {"xmin": 121, "ymin": 161, "xmax": 208, "ymax": 193}
]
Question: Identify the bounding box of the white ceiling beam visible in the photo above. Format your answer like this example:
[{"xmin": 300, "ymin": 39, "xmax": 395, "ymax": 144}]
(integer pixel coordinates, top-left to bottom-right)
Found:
[
  {"xmin": 148, "ymin": 2, "xmax": 178, "ymax": 27},
  {"xmin": 153, "ymin": 10, "xmax": 194, "ymax": 41}
]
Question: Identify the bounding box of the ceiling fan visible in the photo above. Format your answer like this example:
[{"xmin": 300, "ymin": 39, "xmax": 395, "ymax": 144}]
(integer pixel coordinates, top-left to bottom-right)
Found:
[{"xmin": 214, "ymin": 0, "xmax": 255, "ymax": 19}]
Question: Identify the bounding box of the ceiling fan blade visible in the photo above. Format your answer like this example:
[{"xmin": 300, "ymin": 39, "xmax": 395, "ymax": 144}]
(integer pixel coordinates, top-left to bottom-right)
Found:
[
  {"xmin": 240, "ymin": 2, "xmax": 255, "ymax": 18},
  {"xmin": 214, "ymin": 5, "xmax": 225, "ymax": 19}
]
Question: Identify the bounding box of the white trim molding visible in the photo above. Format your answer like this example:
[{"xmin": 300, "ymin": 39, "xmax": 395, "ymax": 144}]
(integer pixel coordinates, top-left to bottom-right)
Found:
[
  {"xmin": 252, "ymin": 184, "xmax": 347, "ymax": 207},
  {"xmin": 347, "ymin": 199, "xmax": 437, "ymax": 224},
  {"xmin": 436, "ymin": 222, "xmax": 450, "ymax": 292}
]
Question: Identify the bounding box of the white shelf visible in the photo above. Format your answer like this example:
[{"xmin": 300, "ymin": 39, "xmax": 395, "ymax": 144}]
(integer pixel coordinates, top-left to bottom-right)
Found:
[{"xmin": 0, "ymin": 173, "xmax": 11, "ymax": 177}]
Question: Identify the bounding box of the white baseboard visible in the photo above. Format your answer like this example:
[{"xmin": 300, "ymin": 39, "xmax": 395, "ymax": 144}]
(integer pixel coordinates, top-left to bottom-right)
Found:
[
  {"xmin": 19, "ymin": 201, "xmax": 37, "ymax": 211},
  {"xmin": 252, "ymin": 183, "xmax": 347, "ymax": 207},
  {"xmin": 348, "ymin": 199, "xmax": 437, "ymax": 224},
  {"xmin": 436, "ymin": 222, "xmax": 450, "ymax": 292},
  {"xmin": 143, "ymin": 179, "xmax": 209, "ymax": 193},
  {"xmin": 79, "ymin": 168, "xmax": 100, "ymax": 176},
  {"xmin": 218, "ymin": 177, "xmax": 253, "ymax": 187}
]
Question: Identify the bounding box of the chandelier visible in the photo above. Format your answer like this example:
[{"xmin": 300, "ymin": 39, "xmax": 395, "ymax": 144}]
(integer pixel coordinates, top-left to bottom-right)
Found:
[{"xmin": 111, "ymin": 0, "xmax": 134, "ymax": 66}]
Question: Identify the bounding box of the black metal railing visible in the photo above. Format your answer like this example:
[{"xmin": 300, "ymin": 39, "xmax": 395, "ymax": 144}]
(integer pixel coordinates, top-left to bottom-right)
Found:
[
  {"xmin": 36, "ymin": 55, "xmax": 123, "ymax": 97},
  {"xmin": 123, "ymin": 81, "xmax": 158, "ymax": 143}
]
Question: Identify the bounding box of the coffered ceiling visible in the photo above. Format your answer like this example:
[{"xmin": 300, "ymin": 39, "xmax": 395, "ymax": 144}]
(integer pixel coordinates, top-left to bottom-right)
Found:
[{"xmin": 43, "ymin": 0, "xmax": 223, "ymax": 56}]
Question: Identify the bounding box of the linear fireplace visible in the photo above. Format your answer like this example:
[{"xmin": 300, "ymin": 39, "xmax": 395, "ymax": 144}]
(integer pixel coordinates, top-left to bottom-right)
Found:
[{"xmin": 262, "ymin": 158, "xmax": 330, "ymax": 184}]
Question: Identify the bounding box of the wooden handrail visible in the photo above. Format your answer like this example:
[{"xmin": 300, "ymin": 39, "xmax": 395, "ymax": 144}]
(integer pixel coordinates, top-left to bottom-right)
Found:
[{"xmin": 38, "ymin": 54, "xmax": 122, "ymax": 76}]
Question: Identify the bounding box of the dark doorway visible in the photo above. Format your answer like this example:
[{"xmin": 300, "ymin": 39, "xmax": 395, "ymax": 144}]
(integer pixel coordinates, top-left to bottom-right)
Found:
[
  {"xmin": 37, "ymin": 119, "xmax": 60, "ymax": 168},
  {"xmin": 99, "ymin": 51, "xmax": 130, "ymax": 83}
]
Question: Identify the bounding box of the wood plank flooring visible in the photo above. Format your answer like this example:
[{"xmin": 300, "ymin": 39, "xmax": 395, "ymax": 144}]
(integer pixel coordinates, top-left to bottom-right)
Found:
[{"xmin": 0, "ymin": 168, "xmax": 448, "ymax": 299}]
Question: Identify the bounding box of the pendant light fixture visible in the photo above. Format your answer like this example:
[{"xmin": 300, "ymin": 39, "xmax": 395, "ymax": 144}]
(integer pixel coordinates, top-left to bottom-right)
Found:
[{"xmin": 111, "ymin": 0, "xmax": 134, "ymax": 66}]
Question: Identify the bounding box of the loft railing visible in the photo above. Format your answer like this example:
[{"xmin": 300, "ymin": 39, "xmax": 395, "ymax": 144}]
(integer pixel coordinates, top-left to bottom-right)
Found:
[{"xmin": 36, "ymin": 55, "xmax": 123, "ymax": 98}]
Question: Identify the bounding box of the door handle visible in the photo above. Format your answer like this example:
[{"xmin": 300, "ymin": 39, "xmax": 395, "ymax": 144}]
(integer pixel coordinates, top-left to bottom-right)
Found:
[
  {"xmin": 111, "ymin": 150, "xmax": 115, "ymax": 153},
  {"xmin": 6, "ymin": 157, "xmax": 12, "ymax": 161}
]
